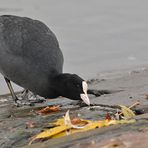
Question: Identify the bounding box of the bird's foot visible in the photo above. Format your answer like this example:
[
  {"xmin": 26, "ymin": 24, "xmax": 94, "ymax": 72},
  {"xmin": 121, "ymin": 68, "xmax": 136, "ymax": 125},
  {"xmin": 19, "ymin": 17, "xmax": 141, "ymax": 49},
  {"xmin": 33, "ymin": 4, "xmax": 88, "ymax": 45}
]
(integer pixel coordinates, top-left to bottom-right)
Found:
[
  {"xmin": 14, "ymin": 99, "xmax": 34, "ymax": 107},
  {"xmin": 14, "ymin": 90, "xmax": 46, "ymax": 107}
]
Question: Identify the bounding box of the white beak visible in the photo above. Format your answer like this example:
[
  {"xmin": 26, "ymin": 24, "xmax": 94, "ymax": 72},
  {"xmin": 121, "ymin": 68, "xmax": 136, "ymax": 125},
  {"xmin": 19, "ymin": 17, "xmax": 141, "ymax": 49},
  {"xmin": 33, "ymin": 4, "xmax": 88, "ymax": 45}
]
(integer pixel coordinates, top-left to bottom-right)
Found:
[
  {"xmin": 80, "ymin": 93, "xmax": 90, "ymax": 105},
  {"xmin": 80, "ymin": 81, "xmax": 90, "ymax": 106}
]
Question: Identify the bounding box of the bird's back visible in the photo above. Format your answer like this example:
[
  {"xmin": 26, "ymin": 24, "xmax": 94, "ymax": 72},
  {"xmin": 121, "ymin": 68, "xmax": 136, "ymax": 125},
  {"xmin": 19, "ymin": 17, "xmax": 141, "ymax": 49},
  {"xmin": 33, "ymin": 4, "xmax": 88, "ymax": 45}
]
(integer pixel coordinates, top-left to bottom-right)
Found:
[{"xmin": 0, "ymin": 15, "xmax": 64, "ymax": 97}]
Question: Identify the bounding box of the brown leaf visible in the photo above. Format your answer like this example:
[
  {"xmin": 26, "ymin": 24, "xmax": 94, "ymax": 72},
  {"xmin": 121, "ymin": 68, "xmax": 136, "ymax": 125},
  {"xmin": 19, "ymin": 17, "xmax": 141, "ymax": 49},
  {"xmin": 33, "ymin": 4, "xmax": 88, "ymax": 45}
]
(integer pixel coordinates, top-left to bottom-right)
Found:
[
  {"xmin": 71, "ymin": 118, "xmax": 89, "ymax": 126},
  {"xmin": 37, "ymin": 105, "xmax": 60, "ymax": 114}
]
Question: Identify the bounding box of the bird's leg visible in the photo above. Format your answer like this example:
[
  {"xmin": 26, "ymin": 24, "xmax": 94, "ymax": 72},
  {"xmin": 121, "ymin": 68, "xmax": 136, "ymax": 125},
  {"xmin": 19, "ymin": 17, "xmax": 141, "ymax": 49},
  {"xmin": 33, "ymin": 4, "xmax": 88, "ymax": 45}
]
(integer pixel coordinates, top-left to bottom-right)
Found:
[
  {"xmin": 21, "ymin": 89, "xmax": 29, "ymax": 100},
  {"xmin": 4, "ymin": 78, "xmax": 33, "ymax": 106},
  {"xmin": 4, "ymin": 77, "xmax": 18, "ymax": 103},
  {"xmin": 4, "ymin": 77, "xmax": 45, "ymax": 106}
]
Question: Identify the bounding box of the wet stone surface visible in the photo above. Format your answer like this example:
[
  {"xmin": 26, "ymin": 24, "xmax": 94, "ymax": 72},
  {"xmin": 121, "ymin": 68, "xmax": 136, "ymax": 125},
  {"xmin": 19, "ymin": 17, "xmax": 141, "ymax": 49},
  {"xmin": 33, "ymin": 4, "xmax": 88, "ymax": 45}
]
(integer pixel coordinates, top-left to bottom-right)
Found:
[{"xmin": 0, "ymin": 70, "xmax": 148, "ymax": 148}]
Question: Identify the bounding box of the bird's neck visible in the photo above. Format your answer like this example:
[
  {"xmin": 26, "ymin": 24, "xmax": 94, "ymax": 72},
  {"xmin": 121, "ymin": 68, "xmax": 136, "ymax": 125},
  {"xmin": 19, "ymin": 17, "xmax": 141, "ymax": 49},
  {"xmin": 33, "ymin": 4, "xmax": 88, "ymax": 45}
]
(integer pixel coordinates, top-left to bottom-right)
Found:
[{"xmin": 51, "ymin": 73, "xmax": 71, "ymax": 97}]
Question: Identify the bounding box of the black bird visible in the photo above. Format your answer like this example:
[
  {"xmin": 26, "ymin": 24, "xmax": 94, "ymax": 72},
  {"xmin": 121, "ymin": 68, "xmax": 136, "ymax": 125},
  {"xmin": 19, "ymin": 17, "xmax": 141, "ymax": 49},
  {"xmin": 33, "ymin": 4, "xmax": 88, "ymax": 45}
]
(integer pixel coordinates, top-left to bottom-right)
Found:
[{"xmin": 0, "ymin": 15, "xmax": 90, "ymax": 105}]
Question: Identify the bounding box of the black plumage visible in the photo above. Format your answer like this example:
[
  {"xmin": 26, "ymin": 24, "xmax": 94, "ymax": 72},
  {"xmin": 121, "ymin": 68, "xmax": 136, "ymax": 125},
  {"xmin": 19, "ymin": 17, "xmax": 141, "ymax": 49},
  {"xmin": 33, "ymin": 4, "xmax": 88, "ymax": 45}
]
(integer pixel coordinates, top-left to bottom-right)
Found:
[{"xmin": 0, "ymin": 15, "xmax": 90, "ymax": 105}]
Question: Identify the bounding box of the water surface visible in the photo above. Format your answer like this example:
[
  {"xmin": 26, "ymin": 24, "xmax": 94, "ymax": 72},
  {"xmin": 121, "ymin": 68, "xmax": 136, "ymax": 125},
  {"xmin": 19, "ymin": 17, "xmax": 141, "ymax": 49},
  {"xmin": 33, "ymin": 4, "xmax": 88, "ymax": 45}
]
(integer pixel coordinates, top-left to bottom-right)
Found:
[{"xmin": 0, "ymin": 0, "xmax": 148, "ymax": 94}]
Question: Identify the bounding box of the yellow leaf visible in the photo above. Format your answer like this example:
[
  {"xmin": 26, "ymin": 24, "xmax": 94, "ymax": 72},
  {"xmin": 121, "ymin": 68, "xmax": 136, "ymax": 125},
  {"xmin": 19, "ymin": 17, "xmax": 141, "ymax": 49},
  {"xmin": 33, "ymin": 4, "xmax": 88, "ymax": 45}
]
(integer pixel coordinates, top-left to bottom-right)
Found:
[
  {"xmin": 119, "ymin": 105, "xmax": 135, "ymax": 118},
  {"xmin": 29, "ymin": 110, "xmax": 136, "ymax": 145},
  {"xmin": 52, "ymin": 121, "xmax": 99, "ymax": 138},
  {"xmin": 116, "ymin": 119, "xmax": 136, "ymax": 124},
  {"xmin": 52, "ymin": 119, "xmax": 129, "ymax": 139},
  {"xmin": 29, "ymin": 124, "xmax": 70, "ymax": 145}
]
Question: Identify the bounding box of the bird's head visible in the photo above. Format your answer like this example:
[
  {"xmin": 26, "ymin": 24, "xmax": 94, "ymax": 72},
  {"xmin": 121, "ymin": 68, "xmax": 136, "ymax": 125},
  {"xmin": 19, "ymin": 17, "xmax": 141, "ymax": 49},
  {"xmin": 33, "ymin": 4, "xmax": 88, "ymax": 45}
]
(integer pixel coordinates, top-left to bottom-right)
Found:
[{"xmin": 53, "ymin": 74, "xmax": 90, "ymax": 105}]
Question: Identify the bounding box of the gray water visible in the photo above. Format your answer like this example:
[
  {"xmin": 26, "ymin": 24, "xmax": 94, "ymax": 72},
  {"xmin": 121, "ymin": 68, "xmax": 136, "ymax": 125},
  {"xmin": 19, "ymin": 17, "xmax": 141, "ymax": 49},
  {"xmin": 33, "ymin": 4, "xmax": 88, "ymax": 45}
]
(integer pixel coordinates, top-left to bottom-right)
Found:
[{"xmin": 0, "ymin": 0, "xmax": 148, "ymax": 94}]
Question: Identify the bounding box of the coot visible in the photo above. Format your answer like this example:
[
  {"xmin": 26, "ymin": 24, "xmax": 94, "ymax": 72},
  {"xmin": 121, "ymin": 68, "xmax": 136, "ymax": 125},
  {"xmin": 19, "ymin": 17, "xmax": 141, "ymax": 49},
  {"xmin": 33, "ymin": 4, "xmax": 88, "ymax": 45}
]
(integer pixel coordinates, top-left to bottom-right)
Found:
[{"xmin": 0, "ymin": 15, "xmax": 90, "ymax": 105}]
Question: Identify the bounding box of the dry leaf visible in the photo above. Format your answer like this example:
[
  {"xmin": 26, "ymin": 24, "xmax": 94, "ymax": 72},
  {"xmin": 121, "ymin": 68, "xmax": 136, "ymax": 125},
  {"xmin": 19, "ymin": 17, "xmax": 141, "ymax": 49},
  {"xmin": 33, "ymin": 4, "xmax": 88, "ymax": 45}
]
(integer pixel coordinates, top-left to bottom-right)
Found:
[
  {"xmin": 64, "ymin": 110, "xmax": 72, "ymax": 127},
  {"xmin": 37, "ymin": 105, "xmax": 60, "ymax": 114},
  {"xmin": 119, "ymin": 105, "xmax": 135, "ymax": 118},
  {"xmin": 29, "ymin": 124, "xmax": 69, "ymax": 145},
  {"xmin": 64, "ymin": 110, "xmax": 88, "ymax": 129},
  {"xmin": 71, "ymin": 118, "xmax": 89, "ymax": 126},
  {"xmin": 52, "ymin": 121, "xmax": 99, "ymax": 139},
  {"xmin": 29, "ymin": 110, "xmax": 136, "ymax": 145}
]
